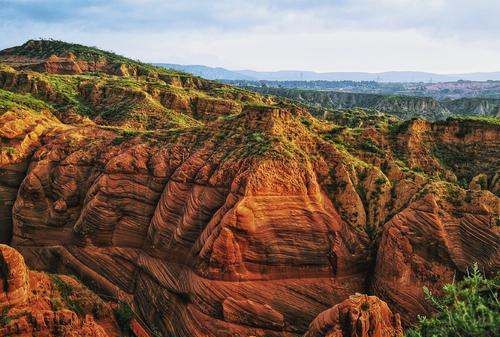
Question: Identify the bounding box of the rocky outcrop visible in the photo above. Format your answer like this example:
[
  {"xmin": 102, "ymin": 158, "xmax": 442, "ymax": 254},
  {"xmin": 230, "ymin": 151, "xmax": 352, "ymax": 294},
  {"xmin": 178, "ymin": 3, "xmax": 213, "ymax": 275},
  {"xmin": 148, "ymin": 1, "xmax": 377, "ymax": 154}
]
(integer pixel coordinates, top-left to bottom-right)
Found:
[
  {"xmin": 6, "ymin": 107, "xmax": 368, "ymax": 336},
  {"xmin": 0, "ymin": 106, "xmax": 62, "ymax": 243},
  {"xmin": 0, "ymin": 244, "xmax": 29, "ymax": 308},
  {"xmin": 373, "ymin": 189, "xmax": 499, "ymax": 324},
  {"xmin": 303, "ymin": 294, "xmax": 403, "ymax": 337},
  {"xmin": 4, "ymin": 104, "xmax": 496, "ymax": 336},
  {"xmin": 0, "ymin": 244, "xmax": 120, "ymax": 337},
  {"xmin": 0, "ymin": 61, "xmax": 272, "ymax": 130},
  {"xmin": 393, "ymin": 118, "xmax": 500, "ymax": 194}
]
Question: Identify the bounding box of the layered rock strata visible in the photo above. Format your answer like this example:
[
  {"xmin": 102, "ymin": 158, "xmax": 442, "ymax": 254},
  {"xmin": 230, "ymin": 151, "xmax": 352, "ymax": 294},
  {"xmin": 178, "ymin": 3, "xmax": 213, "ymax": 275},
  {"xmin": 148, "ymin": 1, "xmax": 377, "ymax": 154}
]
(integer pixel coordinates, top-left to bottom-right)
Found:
[{"xmin": 0, "ymin": 244, "xmax": 120, "ymax": 337}]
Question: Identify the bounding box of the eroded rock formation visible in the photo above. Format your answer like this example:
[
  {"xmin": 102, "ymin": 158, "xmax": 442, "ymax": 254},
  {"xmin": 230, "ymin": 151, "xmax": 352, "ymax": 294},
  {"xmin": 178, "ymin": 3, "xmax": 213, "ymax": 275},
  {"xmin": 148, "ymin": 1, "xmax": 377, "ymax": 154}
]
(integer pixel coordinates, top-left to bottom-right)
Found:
[
  {"xmin": 0, "ymin": 40, "xmax": 498, "ymax": 337},
  {"xmin": 303, "ymin": 294, "xmax": 403, "ymax": 337},
  {"xmin": 0, "ymin": 244, "xmax": 120, "ymax": 337}
]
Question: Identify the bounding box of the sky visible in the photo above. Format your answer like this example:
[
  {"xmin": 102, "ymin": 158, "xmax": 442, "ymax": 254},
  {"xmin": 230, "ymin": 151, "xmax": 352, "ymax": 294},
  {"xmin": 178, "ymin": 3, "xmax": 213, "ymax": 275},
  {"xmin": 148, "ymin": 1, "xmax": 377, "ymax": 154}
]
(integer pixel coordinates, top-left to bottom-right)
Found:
[{"xmin": 1, "ymin": 0, "xmax": 499, "ymax": 73}]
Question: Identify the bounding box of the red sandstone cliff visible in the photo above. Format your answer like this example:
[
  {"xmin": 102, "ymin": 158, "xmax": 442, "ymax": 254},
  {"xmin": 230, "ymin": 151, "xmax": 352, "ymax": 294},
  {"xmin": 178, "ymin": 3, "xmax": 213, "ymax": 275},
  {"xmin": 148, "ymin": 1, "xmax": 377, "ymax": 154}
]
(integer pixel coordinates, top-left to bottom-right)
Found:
[
  {"xmin": 0, "ymin": 40, "xmax": 498, "ymax": 337},
  {"xmin": 0, "ymin": 244, "xmax": 121, "ymax": 336}
]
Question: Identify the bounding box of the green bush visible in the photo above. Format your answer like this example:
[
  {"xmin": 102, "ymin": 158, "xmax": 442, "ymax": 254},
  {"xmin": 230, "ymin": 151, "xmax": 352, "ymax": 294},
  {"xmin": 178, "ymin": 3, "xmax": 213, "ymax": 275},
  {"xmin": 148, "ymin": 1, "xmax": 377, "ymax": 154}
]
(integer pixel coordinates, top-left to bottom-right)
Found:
[
  {"xmin": 50, "ymin": 274, "xmax": 83, "ymax": 315},
  {"xmin": 5, "ymin": 147, "xmax": 16, "ymax": 155},
  {"xmin": 114, "ymin": 301, "xmax": 133, "ymax": 332},
  {"xmin": 0, "ymin": 306, "xmax": 11, "ymax": 326},
  {"xmin": 360, "ymin": 139, "xmax": 383, "ymax": 154},
  {"xmin": 406, "ymin": 264, "xmax": 499, "ymax": 337}
]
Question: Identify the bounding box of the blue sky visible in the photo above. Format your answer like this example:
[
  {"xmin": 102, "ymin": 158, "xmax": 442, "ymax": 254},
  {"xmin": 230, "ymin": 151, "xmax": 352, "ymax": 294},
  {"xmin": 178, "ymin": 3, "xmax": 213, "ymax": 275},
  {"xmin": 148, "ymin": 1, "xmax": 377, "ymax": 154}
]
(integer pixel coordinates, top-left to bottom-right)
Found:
[{"xmin": 1, "ymin": 0, "xmax": 499, "ymax": 73}]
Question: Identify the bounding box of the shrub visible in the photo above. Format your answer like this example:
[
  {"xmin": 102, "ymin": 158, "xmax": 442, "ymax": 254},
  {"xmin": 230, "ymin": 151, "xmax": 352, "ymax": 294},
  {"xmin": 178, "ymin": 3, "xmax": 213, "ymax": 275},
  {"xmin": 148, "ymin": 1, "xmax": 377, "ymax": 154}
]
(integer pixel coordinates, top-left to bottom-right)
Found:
[
  {"xmin": 300, "ymin": 117, "xmax": 312, "ymax": 128},
  {"xmin": 250, "ymin": 132, "xmax": 265, "ymax": 143},
  {"xmin": 406, "ymin": 264, "xmax": 499, "ymax": 337},
  {"xmin": 360, "ymin": 139, "xmax": 383, "ymax": 154},
  {"xmin": 445, "ymin": 184, "xmax": 463, "ymax": 207},
  {"xmin": 50, "ymin": 297, "xmax": 63, "ymax": 311},
  {"xmin": 50, "ymin": 275, "xmax": 83, "ymax": 315},
  {"xmin": 5, "ymin": 147, "xmax": 16, "ymax": 155},
  {"xmin": 477, "ymin": 175, "xmax": 488, "ymax": 190},
  {"xmin": 0, "ymin": 306, "xmax": 11, "ymax": 326},
  {"xmin": 114, "ymin": 301, "xmax": 133, "ymax": 332}
]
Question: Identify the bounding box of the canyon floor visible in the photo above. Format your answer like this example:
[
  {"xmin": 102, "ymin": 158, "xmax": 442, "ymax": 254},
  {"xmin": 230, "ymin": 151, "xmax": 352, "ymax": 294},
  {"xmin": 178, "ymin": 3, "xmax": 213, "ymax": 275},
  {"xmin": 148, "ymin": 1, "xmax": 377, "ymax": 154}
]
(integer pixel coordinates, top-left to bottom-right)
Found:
[{"xmin": 0, "ymin": 40, "xmax": 498, "ymax": 337}]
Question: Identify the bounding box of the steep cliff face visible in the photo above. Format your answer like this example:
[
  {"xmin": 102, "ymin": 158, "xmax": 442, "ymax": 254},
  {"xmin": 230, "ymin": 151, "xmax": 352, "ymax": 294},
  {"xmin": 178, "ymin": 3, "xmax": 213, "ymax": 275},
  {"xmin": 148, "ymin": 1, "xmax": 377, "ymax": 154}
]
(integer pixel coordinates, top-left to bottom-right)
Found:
[
  {"xmin": 443, "ymin": 98, "xmax": 500, "ymax": 117},
  {"xmin": 373, "ymin": 189, "xmax": 498, "ymax": 324},
  {"xmin": 6, "ymin": 106, "xmax": 370, "ymax": 336},
  {"xmin": 0, "ymin": 40, "xmax": 498, "ymax": 337},
  {"xmin": 392, "ymin": 118, "xmax": 500, "ymax": 194}
]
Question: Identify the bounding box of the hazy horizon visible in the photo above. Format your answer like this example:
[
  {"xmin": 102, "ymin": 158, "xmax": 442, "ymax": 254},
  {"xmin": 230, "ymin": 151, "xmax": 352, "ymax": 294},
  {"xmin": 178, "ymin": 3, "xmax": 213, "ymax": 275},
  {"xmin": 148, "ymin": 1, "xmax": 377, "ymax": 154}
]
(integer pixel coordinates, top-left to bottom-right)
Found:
[
  {"xmin": 1, "ymin": 1, "xmax": 499, "ymax": 73},
  {"xmin": 157, "ymin": 64, "xmax": 500, "ymax": 76}
]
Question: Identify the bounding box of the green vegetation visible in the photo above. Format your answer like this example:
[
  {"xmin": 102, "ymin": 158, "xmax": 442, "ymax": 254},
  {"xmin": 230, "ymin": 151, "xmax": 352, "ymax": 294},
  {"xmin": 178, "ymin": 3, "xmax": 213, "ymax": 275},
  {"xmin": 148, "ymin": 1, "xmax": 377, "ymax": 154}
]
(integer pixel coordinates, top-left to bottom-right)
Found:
[
  {"xmin": 244, "ymin": 131, "xmax": 272, "ymax": 156},
  {"xmin": 111, "ymin": 128, "xmax": 143, "ymax": 145},
  {"xmin": 444, "ymin": 183, "xmax": 463, "ymax": 207},
  {"xmin": 50, "ymin": 274, "xmax": 84, "ymax": 315},
  {"xmin": 50, "ymin": 297, "xmax": 63, "ymax": 311},
  {"xmin": 44, "ymin": 74, "xmax": 92, "ymax": 115},
  {"xmin": 7, "ymin": 39, "xmax": 162, "ymax": 75},
  {"xmin": 360, "ymin": 139, "xmax": 384, "ymax": 154},
  {"xmin": 406, "ymin": 264, "xmax": 499, "ymax": 337},
  {"xmin": 114, "ymin": 301, "xmax": 133, "ymax": 332},
  {"xmin": 388, "ymin": 118, "xmax": 413, "ymax": 136},
  {"xmin": 447, "ymin": 115, "xmax": 500, "ymax": 126},
  {"xmin": 319, "ymin": 125, "xmax": 347, "ymax": 145},
  {"xmin": 0, "ymin": 88, "xmax": 52, "ymax": 114},
  {"xmin": 0, "ymin": 306, "xmax": 11, "ymax": 326},
  {"xmin": 477, "ymin": 175, "xmax": 488, "ymax": 189},
  {"xmin": 300, "ymin": 116, "xmax": 313, "ymax": 127},
  {"xmin": 5, "ymin": 147, "xmax": 16, "ymax": 155},
  {"xmin": 243, "ymin": 102, "xmax": 276, "ymax": 110}
]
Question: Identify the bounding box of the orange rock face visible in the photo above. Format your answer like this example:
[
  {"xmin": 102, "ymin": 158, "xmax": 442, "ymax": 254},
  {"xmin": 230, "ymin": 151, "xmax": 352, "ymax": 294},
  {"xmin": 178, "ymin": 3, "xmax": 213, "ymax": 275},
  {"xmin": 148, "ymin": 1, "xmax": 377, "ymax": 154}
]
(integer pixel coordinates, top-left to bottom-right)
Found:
[
  {"xmin": 0, "ymin": 244, "xmax": 29, "ymax": 308},
  {"xmin": 1, "ymin": 105, "xmax": 498, "ymax": 336},
  {"xmin": 0, "ymin": 40, "xmax": 499, "ymax": 337},
  {"xmin": 303, "ymin": 294, "xmax": 403, "ymax": 337},
  {"xmin": 373, "ymin": 191, "xmax": 499, "ymax": 324},
  {"xmin": 0, "ymin": 245, "xmax": 120, "ymax": 337}
]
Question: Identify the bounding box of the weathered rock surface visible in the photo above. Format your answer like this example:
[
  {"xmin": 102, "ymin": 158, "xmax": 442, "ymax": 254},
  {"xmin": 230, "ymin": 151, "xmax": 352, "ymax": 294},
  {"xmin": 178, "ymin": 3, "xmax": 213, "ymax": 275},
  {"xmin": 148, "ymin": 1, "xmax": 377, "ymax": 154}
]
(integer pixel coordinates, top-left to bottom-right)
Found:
[
  {"xmin": 0, "ymin": 244, "xmax": 121, "ymax": 337},
  {"xmin": 3, "ymin": 106, "xmax": 496, "ymax": 336},
  {"xmin": 0, "ymin": 40, "xmax": 499, "ymax": 337},
  {"xmin": 373, "ymin": 189, "xmax": 499, "ymax": 324},
  {"xmin": 0, "ymin": 244, "xmax": 29, "ymax": 308},
  {"xmin": 303, "ymin": 294, "xmax": 403, "ymax": 337}
]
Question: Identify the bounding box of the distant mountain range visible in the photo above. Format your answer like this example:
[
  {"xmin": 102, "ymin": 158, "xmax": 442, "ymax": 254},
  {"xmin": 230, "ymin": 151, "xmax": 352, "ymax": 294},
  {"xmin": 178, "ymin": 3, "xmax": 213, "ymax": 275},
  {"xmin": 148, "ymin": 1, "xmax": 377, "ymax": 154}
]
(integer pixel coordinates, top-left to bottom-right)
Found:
[
  {"xmin": 155, "ymin": 63, "xmax": 255, "ymax": 80},
  {"xmin": 154, "ymin": 63, "xmax": 500, "ymax": 83}
]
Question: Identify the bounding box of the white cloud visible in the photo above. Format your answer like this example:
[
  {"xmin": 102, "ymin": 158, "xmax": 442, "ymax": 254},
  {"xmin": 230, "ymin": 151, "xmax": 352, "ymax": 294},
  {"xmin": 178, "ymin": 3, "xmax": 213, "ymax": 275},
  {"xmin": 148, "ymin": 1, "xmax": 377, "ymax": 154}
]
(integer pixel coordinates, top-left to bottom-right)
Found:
[{"xmin": 0, "ymin": 0, "xmax": 499, "ymax": 72}]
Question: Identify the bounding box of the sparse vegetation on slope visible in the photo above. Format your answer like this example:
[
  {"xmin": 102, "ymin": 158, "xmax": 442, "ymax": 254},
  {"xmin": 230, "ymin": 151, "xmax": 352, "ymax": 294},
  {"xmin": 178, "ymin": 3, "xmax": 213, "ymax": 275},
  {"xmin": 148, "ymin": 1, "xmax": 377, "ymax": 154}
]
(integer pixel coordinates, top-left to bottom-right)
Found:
[{"xmin": 0, "ymin": 88, "xmax": 52, "ymax": 114}]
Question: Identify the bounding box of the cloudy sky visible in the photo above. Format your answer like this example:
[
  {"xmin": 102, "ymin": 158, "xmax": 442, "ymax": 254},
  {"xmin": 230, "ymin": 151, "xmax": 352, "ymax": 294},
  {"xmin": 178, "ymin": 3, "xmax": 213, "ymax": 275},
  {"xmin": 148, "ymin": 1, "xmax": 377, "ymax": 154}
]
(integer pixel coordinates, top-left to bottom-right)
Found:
[{"xmin": 1, "ymin": 0, "xmax": 499, "ymax": 73}]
